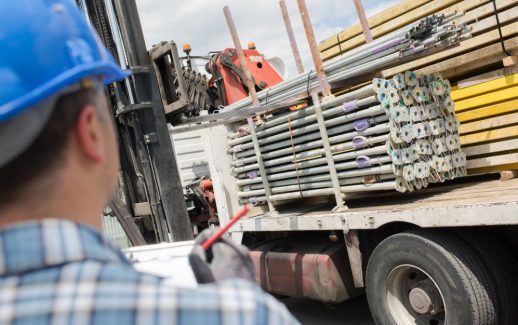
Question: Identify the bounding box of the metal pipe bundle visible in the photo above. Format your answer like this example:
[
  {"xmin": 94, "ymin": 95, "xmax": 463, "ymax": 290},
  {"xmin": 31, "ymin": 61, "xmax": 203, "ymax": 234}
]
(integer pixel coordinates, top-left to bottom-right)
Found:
[
  {"xmin": 229, "ymin": 85, "xmax": 397, "ymax": 205},
  {"xmin": 229, "ymin": 71, "xmax": 466, "ymax": 206},
  {"xmin": 221, "ymin": 12, "xmax": 471, "ymax": 114},
  {"xmin": 374, "ymin": 71, "xmax": 467, "ymax": 192},
  {"xmin": 223, "ymin": 12, "xmax": 473, "ymax": 206}
]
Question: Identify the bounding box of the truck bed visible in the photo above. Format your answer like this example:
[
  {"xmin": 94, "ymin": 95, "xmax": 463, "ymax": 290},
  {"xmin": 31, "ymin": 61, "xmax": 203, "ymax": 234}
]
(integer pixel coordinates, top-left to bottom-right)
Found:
[{"xmin": 235, "ymin": 175, "xmax": 518, "ymax": 232}]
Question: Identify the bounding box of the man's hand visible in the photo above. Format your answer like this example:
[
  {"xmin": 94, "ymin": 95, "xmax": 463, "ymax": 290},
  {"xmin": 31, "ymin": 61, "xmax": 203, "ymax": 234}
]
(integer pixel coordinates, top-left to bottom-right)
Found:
[{"xmin": 189, "ymin": 229, "xmax": 256, "ymax": 284}]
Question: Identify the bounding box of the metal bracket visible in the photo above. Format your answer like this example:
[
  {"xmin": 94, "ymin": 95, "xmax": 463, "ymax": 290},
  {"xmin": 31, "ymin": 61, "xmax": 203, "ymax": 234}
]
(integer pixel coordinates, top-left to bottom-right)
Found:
[
  {"xmin": 144, "ymin": 132, "xmax": 158, "ymax": 144},
  {"xmin": 131, "ymin": 65, "xmax": 152, "ymax": 74},
  {"xmin": 116, "ymin": 102, "xmax": 153, "ymax": 116},
  {"xmin": 247, "ymin": 117, "xmax": 276, "ymax": 212},
  {"xmin": 312, "ymin": 92, "xmax": 347, "ymax": 208},
  {"xmin": 344, "ymin": 230, "xmax": 364, "ymax": 288},
  {"xmin": 332, "ymin": 204, "xmax": 349, "ymax": 213}
]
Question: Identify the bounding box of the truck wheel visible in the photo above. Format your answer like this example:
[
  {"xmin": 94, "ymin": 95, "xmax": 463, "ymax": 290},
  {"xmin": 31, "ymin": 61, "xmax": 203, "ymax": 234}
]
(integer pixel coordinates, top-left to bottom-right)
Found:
[
  {"xmin": 365, "ymin": 229, "xmax": 496, "ymax": 325},
  {"xmin": 454, "ymin": 230, "xmax": 518, "ymax": 325}
]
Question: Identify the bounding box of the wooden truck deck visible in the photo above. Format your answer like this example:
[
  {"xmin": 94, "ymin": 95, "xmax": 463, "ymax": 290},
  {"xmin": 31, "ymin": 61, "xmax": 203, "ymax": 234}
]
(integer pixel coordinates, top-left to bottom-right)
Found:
[{"xmin": 234, "ymin": 175, "xmax": 518, "ymax": 232}]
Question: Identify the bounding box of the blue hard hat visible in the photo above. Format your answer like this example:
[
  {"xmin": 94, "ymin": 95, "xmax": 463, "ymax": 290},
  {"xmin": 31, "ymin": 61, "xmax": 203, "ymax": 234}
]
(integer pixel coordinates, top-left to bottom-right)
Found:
[{"xmin": 0, "ymin": 0, "xmax": 129, "ymax": 123}]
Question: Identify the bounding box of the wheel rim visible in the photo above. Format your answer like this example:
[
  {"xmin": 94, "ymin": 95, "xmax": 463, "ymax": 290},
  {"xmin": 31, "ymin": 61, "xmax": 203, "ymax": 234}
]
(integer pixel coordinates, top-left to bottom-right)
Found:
[{"xmin": 386, "ymin": 264, "xmax": 447, "ymax": 325}]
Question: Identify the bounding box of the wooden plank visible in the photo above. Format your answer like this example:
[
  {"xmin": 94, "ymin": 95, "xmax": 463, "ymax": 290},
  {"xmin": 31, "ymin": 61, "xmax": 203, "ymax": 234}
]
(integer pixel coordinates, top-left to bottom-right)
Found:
[
  {"xmin": 459, "ymin": 112, "xmax": 518, "ymax": 134},
  {"xmin": 468, "ymin": 162, "xmax": 518, "ymax": 174},
  {"xmin": 417, "ymin": 37, "xmax": 518, "ymax": 79},
  {"xmin": 382, "ymin": 7, "xmax": 518, "ymax": 77},
  {"xmin": 455, "ymin": 87, "xmax": 518, "ymax": 112},
  {"xmin": 500, "ymin": 170, "xmax": 518, "ymax": 180},
  {"xmin": 321, "ymin": 0, "xmax": 485, "ymax": 61},
  {"xmin": 458, "ymin": 65, "xmax": 518, "ymax": 88},
  {"xmin": 456, "ymin": 99, "xmax": 518, "ymax": 122},
  {"xmin": 318, "ymin": 0, "xmax": 433, "ymax": 52},
  {"xmin": 452, "ymin": 73, "xmax": 518, "ymax": 101},
  {"xmin": 462, "ymin": 138, "xmax": 518, "ymax": 157},
  {"xmin": 503, "ymin": 55, "xmax": 518, "ymax": 67},
  {"xmin": 467, "ymin": 152, "xmax": 518, "ymax": 169},
  {"xmin": 460, "ymin": 125, "xmax": 518, "ymax": 146}
]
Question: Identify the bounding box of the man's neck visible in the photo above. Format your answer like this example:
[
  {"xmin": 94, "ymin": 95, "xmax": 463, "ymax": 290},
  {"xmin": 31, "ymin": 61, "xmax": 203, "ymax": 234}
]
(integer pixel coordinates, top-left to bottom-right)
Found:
[
  {"xmin": 0, "ymin": 179, "xmax": 104, "ymax": 230},
  {"xmin": 0, "ymin": 203, "xmax": 103, "ymax": 230}
]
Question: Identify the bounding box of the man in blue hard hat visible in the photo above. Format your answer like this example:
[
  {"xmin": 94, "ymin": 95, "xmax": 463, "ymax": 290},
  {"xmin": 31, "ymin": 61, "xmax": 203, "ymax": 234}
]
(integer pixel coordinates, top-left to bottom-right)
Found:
[{"xmin": 0, "ymin": 1, "xmax": 298, "ymax": 324}]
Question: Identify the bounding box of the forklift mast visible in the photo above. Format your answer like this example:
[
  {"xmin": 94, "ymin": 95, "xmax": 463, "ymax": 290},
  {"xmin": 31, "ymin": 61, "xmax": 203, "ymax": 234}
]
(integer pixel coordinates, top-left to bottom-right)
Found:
[{"xmin": 76, "ymin": 0, "xmax": 193, "ymax": 244}]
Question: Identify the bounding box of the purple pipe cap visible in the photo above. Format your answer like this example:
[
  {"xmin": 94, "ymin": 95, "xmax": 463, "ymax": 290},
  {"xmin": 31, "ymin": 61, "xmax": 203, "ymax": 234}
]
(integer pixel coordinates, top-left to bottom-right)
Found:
[
  {"xmin": 248, "ymin": 197, "xmax": 265, "ymax": 206},
  {"xmin": 370, "ymin": 36, "xmax": 405, "ymax": 55},
  {"xmin": 356, "ymin": 155, "xmax": 371, "ymax": 168},
  {"xmin": 247, "ymin": 170, "xmax": 259, "ymax": 179},
  {"xmin": 343, "ymin": 100, "xmax": 359, "ymax": 113},
  {"xmin": 238, "ymin": 127, "xmax": 248, "ymax": 137},
  {"xmin": 354, "ymin": 118, "xmax": 370, "ymax": 132},
  {"xmin": 352, "ymin": 136, "xmax": 368, "ymax": 149}
]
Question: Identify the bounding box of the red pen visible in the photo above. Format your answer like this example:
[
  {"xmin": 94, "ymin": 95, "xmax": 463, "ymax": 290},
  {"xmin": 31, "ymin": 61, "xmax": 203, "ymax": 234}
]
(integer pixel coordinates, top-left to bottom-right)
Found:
[{"xmin": 201, "ymin": 205, "xmax": 250, "ymax": 250}]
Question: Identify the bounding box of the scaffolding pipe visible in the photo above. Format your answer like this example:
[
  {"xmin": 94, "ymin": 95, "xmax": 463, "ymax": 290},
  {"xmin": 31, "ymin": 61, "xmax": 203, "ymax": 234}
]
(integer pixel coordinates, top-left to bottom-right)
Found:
[
  {"xmin": 236, "ymin": 160, "xmax": 393, "ymax": 186},
  {"xmin": 229, "ymin": 97, "xmax": 380, "ymax": 146},
  {"xmin": 235, "ymin": 122, "xmax": 391, "ymax": 159},
  {"xmin": 222, "ymin": 22, "xmax": 412, "ymax": 112},
  {"xmin": 266, "ymin": 180, "xmax": 398, "ymax": 201},
  {"xmin": 235, "ymin": 144, "xmax": 387, "ymax": 175},
  {"xmin": 233, "ymin": 133, "xmax": 390, "ymax": 166},
  {"xmin": 245, "ymin": 173, "xmax": 395, "ymax": 191},
  {"xmin": 230, "ymin": 114, "xmax": 388, "ymax": 153},
  {"xmin": 238, "ymin": 174, "xmax": 395, "ymax": 197}
]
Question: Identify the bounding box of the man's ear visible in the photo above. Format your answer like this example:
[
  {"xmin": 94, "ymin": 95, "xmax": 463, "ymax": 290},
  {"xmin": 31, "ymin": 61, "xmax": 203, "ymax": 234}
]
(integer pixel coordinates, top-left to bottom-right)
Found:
[{"xmin": 74, "ymin": 105, "xmax": 105, "ymax": 164}]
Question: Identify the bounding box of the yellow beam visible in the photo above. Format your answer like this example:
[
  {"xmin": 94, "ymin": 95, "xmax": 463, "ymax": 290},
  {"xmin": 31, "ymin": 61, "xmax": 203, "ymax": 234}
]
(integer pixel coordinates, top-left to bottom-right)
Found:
[
  {"xmin": 452, "ymin": 73, "xmax": 518, "ymax": 101},
  {"xmin": 455, "ymin": 87, "xmax": 518, "ymax": 112},
  {"xmin": 456, "ymin": 99, "xmax": 518, "ymax": 122},
  {"xmin": 459, "ymin": 112, "xmax": 518, "ymax": 134},
  {"xmin": 460, "ymin": 125, "xmax": 518, "ymax": 146}
]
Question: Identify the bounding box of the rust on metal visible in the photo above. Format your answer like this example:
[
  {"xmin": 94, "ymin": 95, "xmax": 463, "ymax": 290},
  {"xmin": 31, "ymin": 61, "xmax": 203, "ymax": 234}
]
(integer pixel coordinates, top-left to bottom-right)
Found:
[
  {"xmin": 345, "ymin": 230, "xmax": 364, "ymax": 287},
  {"xmin": 249, "ymin": 240, "xmax": 363, "ymax": 303},
  {"xmin": 223, "ymin": 6, "xmax": 260, "ymax": 107},
  {"xmin": 352, "ymin": 0, "xmax": 373, "ymax": 43},
  {"xmin": 296, "ymin": 0, "xmax": 332, "ymax": 97},
  {"xmin": 279, "ymin": 0, "xmax": 305, "ymax": 75}
]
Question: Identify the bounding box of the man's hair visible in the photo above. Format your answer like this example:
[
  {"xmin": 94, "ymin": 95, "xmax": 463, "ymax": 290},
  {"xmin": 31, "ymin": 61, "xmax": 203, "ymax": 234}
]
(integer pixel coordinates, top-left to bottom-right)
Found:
[{"xmin": 0, "ymin": 88, "xmax": 103, "ymax": 205}]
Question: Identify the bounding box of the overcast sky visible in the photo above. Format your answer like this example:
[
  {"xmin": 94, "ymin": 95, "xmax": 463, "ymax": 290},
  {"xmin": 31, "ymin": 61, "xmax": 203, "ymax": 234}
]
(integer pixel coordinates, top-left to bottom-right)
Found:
[{"xmin": 135, "ymin": 0, "xmax": 401, "ymax": 78}]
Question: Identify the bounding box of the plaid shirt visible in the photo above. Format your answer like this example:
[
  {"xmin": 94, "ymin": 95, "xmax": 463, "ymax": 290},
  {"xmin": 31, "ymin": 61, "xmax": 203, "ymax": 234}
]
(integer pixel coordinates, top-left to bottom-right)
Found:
[{"xmin": 0, "ymin": 219, "xmax": 299, "ymax": 325}]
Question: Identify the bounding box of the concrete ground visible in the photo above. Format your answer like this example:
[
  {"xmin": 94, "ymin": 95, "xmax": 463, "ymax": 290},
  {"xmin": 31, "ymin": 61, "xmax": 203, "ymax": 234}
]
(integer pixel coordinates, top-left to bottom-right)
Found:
[{"xmin": 282, "ymin": 295, "xmax": 375, "ymax": 325}]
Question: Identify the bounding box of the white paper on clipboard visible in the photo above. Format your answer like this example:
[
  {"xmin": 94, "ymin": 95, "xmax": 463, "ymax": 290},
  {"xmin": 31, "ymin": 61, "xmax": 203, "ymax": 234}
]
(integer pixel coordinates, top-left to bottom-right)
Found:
[{"xmin": 123, "ymin": 241, "xmax": 198, "ymax": 288}]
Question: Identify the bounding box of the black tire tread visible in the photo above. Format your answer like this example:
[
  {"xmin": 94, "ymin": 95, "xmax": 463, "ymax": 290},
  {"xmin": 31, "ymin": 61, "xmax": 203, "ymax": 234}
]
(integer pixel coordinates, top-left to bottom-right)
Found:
[
  {"xmin": 366, "ymin": 229, "xmax": 497, "ymax": 325},
  {"xmin": 454, "ymin": 230, "xmax": 518, "ymax": 325},
  {"xmin": 405, "ymin": 229, "xmax": 496, "ymax": 324}
]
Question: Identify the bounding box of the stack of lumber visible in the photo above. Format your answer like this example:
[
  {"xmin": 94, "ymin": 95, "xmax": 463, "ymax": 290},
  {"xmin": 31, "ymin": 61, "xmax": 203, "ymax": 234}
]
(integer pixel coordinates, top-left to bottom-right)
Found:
[
  {"xmin": 319, "ymin": 0, "xmax": 518, "ymax": 174},
  {"xmin": 319, "ymin": 0, "xmax": 518, "ymax": 80},
  {"xmin": 453, "ymin": 73, "xmax": 518, "ymax": 174}
]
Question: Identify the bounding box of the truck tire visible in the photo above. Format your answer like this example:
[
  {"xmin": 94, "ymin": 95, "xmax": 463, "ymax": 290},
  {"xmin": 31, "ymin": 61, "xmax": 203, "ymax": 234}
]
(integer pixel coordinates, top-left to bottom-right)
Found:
[
  {"xmin": 454, "ymin": 230, "xmax": 518, "ymax": 325},
  {"xmin": 365, "ymin": 229, "xmax": 497, "ymax": 325}
]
